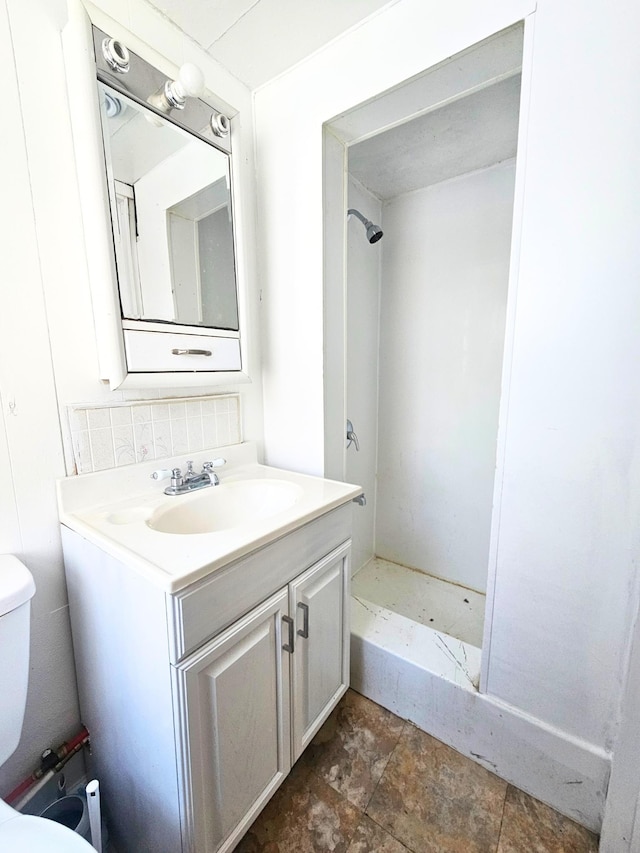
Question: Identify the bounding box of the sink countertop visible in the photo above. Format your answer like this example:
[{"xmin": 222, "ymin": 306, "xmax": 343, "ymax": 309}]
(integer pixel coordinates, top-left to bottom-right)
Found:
[{"xmin": 57, "ymin": 442, "xmax": 362, "ymax": 593}]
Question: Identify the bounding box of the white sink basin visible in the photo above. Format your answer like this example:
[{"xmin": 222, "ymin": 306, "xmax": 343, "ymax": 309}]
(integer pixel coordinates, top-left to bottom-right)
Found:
[
  {"xmin": 58, "ymin": 444, "xmax": 363, "ymax": 591},
  {"xmin": 146, "ymin": 479, "xmax": 304, "ymax": 535}
]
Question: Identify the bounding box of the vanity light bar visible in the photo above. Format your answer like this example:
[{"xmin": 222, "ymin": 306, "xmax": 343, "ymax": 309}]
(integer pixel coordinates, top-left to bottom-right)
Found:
[{"xmin": 92, "ymin": 26, "xmax": 232, "ymax": 155}]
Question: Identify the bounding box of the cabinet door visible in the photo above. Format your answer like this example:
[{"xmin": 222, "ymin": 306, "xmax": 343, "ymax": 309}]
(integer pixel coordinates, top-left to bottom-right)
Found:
[
  {"xmin": 172, "ymin": 588, "xmax": 291, "ymax": 853},
  {"xmin": 290, "ymin": 542, "xmax": 350, "ymax": 761}
]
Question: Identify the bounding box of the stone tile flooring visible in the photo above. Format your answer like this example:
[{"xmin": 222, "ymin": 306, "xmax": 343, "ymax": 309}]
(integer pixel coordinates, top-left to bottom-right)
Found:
[{"xmin": 236, "ymin": 690, "xmax": 599, "ymax": 853}]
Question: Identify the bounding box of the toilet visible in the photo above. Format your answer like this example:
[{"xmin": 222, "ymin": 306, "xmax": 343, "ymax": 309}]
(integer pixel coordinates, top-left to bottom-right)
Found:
[{"xmin": 0, "ymin": 555, "xmax": 95, "ymax": 850}]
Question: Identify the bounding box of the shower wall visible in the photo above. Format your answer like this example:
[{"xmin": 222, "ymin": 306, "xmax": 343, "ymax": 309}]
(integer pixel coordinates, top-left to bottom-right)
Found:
[
  {"xmin": 375, "ymin": 160, "xmax": 516, "ymax": 593},
  {"xmin": 346, "ymin": 178, "xmax": 382, "ymax": 573}
]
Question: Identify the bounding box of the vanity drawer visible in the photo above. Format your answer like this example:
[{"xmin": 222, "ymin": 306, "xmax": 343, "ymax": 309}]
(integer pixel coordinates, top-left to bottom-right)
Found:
[
  {"xmin": 124, "ymin": 329, "xmax": 241, "ymax": 373},
  {"xmin": 167, "ymin": 504, "xmax": 352, "ymax": 663}
]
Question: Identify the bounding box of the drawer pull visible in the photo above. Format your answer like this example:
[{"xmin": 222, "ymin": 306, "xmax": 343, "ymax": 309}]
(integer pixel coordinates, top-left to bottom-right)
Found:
[
  {"xmin": 297, "ymin": 602, "xmax": 309, "ymax": 639},
  {"xmin": 171, "ymin": 348, "xmax": 212, "ymax": 357},
  {"xmin": 282, "ymin": 615, "xmax": 295, "ymax": 653}
]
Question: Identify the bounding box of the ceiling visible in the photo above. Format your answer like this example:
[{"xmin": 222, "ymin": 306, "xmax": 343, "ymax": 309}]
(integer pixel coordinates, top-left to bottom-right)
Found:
[
  {"xmin": 143, "ymin": 3, "xmax": 522, "ymax": 201},
  {"xmin": 145, "ymin": 0, "xmax": 393, "ymax": 89},
  {"xmin": 348, "ymin": 73, "xmax": 522, "ymax": 200}
]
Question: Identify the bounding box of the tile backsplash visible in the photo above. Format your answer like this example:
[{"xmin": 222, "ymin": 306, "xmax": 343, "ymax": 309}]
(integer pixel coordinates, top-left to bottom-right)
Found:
[{"xmin": 69, "ymin": 394, "xmax": 241, "ymax": 474}]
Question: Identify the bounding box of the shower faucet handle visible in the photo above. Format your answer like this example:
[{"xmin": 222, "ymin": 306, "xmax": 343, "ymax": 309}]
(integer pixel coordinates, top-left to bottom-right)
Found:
[{"xmin": 346, "ymin": 419, "xmax": 360, "ymax": 451}]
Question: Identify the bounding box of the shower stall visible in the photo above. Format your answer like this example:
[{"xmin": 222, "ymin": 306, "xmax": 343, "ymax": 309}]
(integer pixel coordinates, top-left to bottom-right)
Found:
[{"xmin": 324, "ymin": 23, "xmax": 525, "ymax": 716}]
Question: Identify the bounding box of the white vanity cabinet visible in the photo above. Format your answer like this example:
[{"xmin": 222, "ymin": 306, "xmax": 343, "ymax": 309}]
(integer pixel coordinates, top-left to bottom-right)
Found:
[
  {"xmin": 175, "ymin": 543, "xmax": 349, "ymax": 852},
  {"xmin": 289, "ymin": 547, "xmax": 349, "ymax": 758},
  {"xmin": 175, "ymin": 589, "xmax": 291, "ymax": 853},
  {"xmin": 61, "ymin": 504, "xmax": 351, "ymax": 853}
]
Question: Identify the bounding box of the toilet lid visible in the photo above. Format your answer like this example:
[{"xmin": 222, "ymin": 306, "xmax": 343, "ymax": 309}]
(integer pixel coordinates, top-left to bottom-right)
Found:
[{"xmin": 0, "ymin": 812, "xmax": 95, "ymax": 851}]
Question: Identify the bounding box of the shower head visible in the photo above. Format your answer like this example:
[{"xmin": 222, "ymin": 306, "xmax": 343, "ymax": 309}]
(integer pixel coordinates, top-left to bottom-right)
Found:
[
  {"xmin": 347, "ymin": 208, "xmax": 383, "ymax": 244},
  {"xmin": 365, "ymin": 222, "xmax": 383, "ymax": 244}
]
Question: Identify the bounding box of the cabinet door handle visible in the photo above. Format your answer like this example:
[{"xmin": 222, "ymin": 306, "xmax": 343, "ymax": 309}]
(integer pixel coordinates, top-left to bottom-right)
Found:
[
  {"xmin": 171, "ymin": 348, "xmax": 212, "ymax": 356},
  {"xmin": 282, "ymin": 615, "xmax": 295, "ymax": 653},
  {"xmin": 297, "ymin": 602, "xmax": 309, "ymax": 639}
]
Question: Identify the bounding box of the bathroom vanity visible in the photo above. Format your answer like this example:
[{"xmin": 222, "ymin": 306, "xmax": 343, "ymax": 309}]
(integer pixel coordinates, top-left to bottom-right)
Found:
[{"xmin": 58, "ymin": 444, "xmax": 360, "ymax": 852}]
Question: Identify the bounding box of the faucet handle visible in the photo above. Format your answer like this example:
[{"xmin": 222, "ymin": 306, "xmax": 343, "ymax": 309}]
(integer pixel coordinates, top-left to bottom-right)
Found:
[
  {"xmin": 150, "ymin": 469, "xmax": 172, "ymax": 481},
  {"xmin": 203, "ymin": 458, "xmax": 226, "ymax": 472},
  {"xmin": 346, "ymin": 419, "xmax": 360, "ymax": 452}
]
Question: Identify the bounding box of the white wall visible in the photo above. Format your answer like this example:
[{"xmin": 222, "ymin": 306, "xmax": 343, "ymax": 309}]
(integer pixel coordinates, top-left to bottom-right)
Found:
[
  {"xmin": 254, "ymin": 0, "xmax": 640, "ymax": 827},
  {"xmin": 375, "ymin": 162, "xmax": 515, "ymax": 592},
  {"xmin": 345, "ymin": 179, "xmax": 382, "ymax": 574},
  {"xmin": 0, "ymin": 0, "xmax": 262, "ymax": 793},
  {"xmin": 256, "ymin": 0, "xmax": 533, "ymax": 475},
  {"xmin": 481, "ymin": 0, "xmax": 640, "ymax": 751},
  {"xmin": 0, "ymin": 0, "xmax": 81, "ymax": 792}
]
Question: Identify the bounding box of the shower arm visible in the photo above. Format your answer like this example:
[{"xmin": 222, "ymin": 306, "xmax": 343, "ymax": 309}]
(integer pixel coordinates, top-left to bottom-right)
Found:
[{"xmin": 347, "ymin": 208, "xmax": 369, "ymax": 227}]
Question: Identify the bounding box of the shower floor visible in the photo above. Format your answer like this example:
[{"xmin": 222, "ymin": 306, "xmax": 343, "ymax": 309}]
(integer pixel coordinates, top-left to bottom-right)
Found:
[
  {"xmin": 351, "ymin": 557, "xmax": 484, "ymax": 697},
  {"xmin": 352, "ymin": 557, "xmax": 485, "ymax": 648}
]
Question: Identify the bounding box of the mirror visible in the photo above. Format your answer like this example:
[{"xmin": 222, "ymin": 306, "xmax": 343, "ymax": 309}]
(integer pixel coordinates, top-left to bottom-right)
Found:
[
  {"xmin": 98, "ymin": 82, "xmax": 239, "ymax": 331},
  {"xmin": 64, "ymin": 16, "xmax": 248, "ymax": 388}
]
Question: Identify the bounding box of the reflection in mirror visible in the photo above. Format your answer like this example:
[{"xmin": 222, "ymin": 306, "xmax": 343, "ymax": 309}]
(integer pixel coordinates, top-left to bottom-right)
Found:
[{"xmin": 97, "ymin": 81, "xmax": 239, "ymax": 331}]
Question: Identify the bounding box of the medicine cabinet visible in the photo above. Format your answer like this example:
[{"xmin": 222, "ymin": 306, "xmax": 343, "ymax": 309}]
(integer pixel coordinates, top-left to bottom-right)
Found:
[{"xmin": 64, "ymin": 4, "xmax": 250, "ymax": 389}]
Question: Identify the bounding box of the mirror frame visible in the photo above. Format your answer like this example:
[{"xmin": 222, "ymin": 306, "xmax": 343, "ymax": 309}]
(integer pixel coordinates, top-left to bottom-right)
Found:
[{"xmin": 63, "ymin": 0, "xmax": 251, "ymax": 389}]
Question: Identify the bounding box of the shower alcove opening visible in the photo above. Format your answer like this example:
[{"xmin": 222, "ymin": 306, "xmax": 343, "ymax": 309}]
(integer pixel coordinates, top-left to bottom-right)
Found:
[{"xmin": 323, "ymin": 22, "xmax": 527, "ymax": 727}]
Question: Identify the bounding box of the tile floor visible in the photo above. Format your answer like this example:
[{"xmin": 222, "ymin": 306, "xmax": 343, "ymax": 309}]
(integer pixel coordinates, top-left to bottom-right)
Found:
[
  {"xmin": 236, "ymin": 690, "xmax": 599, "ymax": 853},
  {"xmin": 352, "ymin": 558, "xmax": 486, "ymax": 647}
]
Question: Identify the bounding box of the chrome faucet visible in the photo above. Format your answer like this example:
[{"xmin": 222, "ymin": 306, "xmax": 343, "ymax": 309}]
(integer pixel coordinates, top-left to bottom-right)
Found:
[{"xmin": 151, "ymin": 458, "xmax": 226, "ymax": 496}]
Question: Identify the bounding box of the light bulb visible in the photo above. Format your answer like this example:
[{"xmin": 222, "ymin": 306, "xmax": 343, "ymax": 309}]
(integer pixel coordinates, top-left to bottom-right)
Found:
[
  {"xmin": 147, "ymin": 63, "xmax": 206, "ymax": 114},
  {"xmin": 176, "ymin": 63, "xmax": 205, "ymax": 98}
]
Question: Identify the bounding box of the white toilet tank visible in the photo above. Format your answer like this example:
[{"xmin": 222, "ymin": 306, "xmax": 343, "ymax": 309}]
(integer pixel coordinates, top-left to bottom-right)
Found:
[{"xmin": 0, "ymin": 556, "xmax": 36, "ymax": 766}]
